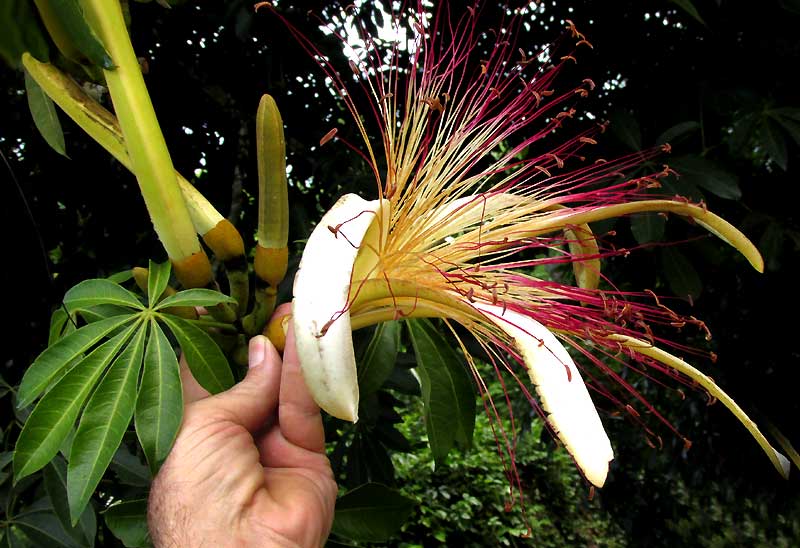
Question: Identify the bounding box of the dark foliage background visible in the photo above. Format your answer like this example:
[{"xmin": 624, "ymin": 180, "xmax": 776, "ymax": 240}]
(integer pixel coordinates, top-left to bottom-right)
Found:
[{"xmin": 2, "ymin": 0, "xmax": 799, "ymax": 545}]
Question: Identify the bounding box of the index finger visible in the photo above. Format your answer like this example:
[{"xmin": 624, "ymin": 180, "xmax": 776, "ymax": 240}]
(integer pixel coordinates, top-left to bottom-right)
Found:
[{"xmin": 278, "ymin": 322, "xmax": 326, "ymax": 453}]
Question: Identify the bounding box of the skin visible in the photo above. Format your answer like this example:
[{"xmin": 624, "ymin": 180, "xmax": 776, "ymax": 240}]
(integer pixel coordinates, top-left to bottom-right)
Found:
[{"xmin": 147, "ymin": 306, "xmax": 338, "ymax": 547}]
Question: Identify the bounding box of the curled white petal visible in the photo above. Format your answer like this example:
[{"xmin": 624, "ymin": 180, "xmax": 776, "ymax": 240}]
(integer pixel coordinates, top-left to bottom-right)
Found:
[
  {"xmin": 472, "ymin": 302, "xmax": 614, "ymax": 487},
  {"xmin": 292, "ymin": 194, "xmax": 389, "ymax": 422}
]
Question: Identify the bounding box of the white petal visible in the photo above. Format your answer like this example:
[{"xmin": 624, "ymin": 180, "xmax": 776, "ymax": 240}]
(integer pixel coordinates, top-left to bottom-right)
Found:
[
  {"xmin": 472, "ymin": 302, "xmax": 614, "ymax": 487},
  {"xmin": 292, "ymin": 194, "xmax": 389, "ymax": 422}
]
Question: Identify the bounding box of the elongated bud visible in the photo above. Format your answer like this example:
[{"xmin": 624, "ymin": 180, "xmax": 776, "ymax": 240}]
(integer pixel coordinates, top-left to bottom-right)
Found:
[{"xmin": 256, "ymin": 94, "xmax": 289, "ymax": 250}]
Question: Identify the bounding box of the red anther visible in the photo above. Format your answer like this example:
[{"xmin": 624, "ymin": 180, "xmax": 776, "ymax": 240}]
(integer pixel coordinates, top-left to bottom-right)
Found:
[
  {"xmin": 576, "ymin": 39, "xmax": 593, "ymax": 49},
  {"xmin": 582, "ymin": 78, "xmax": 596, "ymax": 90},
  {"xmin": 490, "ymin": 87, "xmax": 501, "ymax": 98},
  {"xmin": 565, "ymin": 19, "xmax": 579, "ymax": 37},
  {"xmin": 588, "ymin": 486, "xmax": 596, "ymax": 501},
  {"xmin": 709, "ymin": 351, "xmax": 718, "ymax": 363},
  {"xmin": 594, "ymin": 158, "xmax": 608, "ymax": 164},
  {"xmin": 253, "ymin": 2, "xmax": 271, "ymax": 11},
  {"xmin": 578, "ymin": 136, "xmax": 597, "ymax": 145},
  {"xmin": 660, "ymin": 143, "xmax": 672, "ymax": 153},
  {"xmin": 574, "ymin": 88, "xmax": 589, "ymax": 97},
  {"xmin": 661, "ymin": 164, "xmax": 678, "ymax": 178},
  {"xmin": 327, "ymin": 224, "xmax": 338, "ymax": 235},
  {"xmin": 676, "ymin": 388, "xmax": 686, "ymax": 400},
  {"xmin": 560, "ymin": 55, "xmax": 577, "ymax": 64},
  {"xmin": 683, "ymin": 438, "xmax": 693, "ymax": 451},
  {"xmin": 380, "ymin": 92, "xmax": 394, "ymax": 102},
  {"xmin": 535, "ymin": 165, "xmax": 552, "ymax": 177},
  {"xmin": 541, "ymin": 89, "xmax": 555, "ymax": 97},
  {"xmin": 626, "ymin": 404, "xmax": 641, "ymax": 418},
  {"xmin": 320, "ymin": 128, "xmax": 338, "ymax": 146},
  {"xmin": 548, "ymin": 153, "xmax": 564, "ymax": 169},
  {"xmin": 349, "ymin": 60, "xmax": 360, "ymax": 75},
  {"xmin": 645, "ymin": 437, "xmax": 656, "ymax": 449},
  {"xmin": 466, "ymin": 287, "xmax": 475, "ymax": 302}
]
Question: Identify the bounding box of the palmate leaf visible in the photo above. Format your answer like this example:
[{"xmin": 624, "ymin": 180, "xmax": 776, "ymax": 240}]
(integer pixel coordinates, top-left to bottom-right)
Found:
[
  {"xmin": 155, "ymin": 288, "xmax": 237, "ymax": 310},
  {"xmin": 159, "ymin": 314, "xmax": 234, "ymax": 394},
  {"xmin": 135, "ymin": 319, "xmax": 182, "ymax": 474},
  {"xmin": 17, "ymin": 314, "xmax": 135, "ymax": 408},
  {"xmin": 146, "ymin": 260, "xmax": 171, "ymax": 308},
  {"xmin": 68, "ymin": 325, "xmax": 147, "ymax": 524},
  {"xmin": 64, "ymin": 279, "xmax": 144, "ymax": 311},
  {"xmin": 407, "ymin": 319, "xmax": 476, "ymax": 467},
  {"xmin": 13, "ymin": 324, "xmax": 139, "ymax": 481}
]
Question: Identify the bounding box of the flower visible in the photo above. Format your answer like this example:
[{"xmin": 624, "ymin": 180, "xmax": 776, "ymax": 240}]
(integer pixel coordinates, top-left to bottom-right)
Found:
[{"xmin": 267, "ymin": 1, "xmax": 789, "ymax": 487}]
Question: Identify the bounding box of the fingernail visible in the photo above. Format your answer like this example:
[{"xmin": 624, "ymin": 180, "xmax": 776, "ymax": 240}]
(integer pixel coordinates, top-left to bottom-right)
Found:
[{"xmin": 249, "ymin": 335, "xmax": 266, "ymax": 368}]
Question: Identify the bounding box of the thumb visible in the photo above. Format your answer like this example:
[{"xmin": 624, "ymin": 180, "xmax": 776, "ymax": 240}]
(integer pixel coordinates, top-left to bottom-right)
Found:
[{"xmin": 199, "ymin": 335, "xmax": 282, "ymax": 432}]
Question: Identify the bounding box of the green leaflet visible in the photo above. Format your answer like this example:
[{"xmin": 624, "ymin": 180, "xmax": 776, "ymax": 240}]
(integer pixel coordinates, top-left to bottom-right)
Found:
[
  {"xmin": 159, "ymin": 314, "xmax": 234, "ymax": 394},
  {"xmin": 44, "ymin": 457, "xmax": 97, "ymax": 547},
  {"xmin": 77, "ymin": 304, "xmax": 135, "ymax": 324},
  {"xmin": 358, "ymin": 321, "xmax": 401, "ymax": 395},
  {"xmin": 669, "ymin": 156, "xmax": 742, "ymax": 201},
  {"xmin": 11, "ymin": 510, "xmax": 83, "ymax": 548},
  {"xmin": 13, "ymin": 324, "xmax": 139, "ymax": 481},
  {"xmin": 407, "ymin": 319, "xmax": 476, "ymax": 467},
  {"xmin": 103, "ymin": 499, "xmax": 150, "ymax": 548},
  {"xmin": 38, "ymin": 0, "xmax": 113, "ymax": 69},
  {"xmin": 68, "ymin": 325, "xmax": 147, "ymax": 524},
  {"xmin": 669, "ymin": 0, "xmax": 706, "ymax": 25},
  {"xmin": 48, "ymin": 307, "xmax": 76, "ymax": 345},
  {"xmin": 24, "ymin": 68, "xmax": 66, "ymax": 157},
  {"xmin": 155, "ymin": 288, "xmax": 237, "ymax": 310},
  {"xmin": 331, "ymin": 483, "xmax": 415, "ymax": 543},
  {"xmin": 631, "ymin": 212, "xmax": 665, "ymax": 244},
  {"xmin": 0, "ymin": 0, "xmax": 49, "ymax": 69},
  {"xmin": 146, "ymin": 260, "xmax": 172, "ymax": 308},
  {"xmin": 18, "ymin": 314, "xmax": 136, "ymax": 408},
  {"xmin": 64, "ymin": 279, "xmax": 145, "ymax": 311},
  {"xmin": 135, "ymin": 319, "xmax": 182, "ymax": 474},
  {"xmin": 662, "ymin": 247, "xmax": 702, "ymax": 302}
]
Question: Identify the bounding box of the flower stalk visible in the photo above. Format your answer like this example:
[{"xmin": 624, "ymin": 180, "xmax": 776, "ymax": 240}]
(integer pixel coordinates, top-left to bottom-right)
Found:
[{"xmin": 78, "ymin": 0, "xmax": 211, "ymax": 288}]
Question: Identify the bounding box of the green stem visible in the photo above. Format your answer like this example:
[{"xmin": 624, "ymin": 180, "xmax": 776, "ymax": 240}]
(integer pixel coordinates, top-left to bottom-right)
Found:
[{"xmin": 78, "ymin": 1, "xmax": 206, "ymax": 271}]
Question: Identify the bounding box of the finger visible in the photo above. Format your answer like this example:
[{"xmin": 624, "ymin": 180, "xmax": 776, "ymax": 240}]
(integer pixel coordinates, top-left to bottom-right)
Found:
[
  {"xmin": 180, "ymin": 354, "xmax": 211, "ymax": 404},
  {"xmin": 198, "ymin": 335, "xmax": 283, "ymax": 433},
  {"xmin": 278, "ymin": 322, "xmax": 326, "ymax": 453}
]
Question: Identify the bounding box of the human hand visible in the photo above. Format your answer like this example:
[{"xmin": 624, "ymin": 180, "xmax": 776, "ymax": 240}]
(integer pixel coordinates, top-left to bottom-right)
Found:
[{"xmin": 147, "ymin": 306, "xmax": 337, "ymax": 547}]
